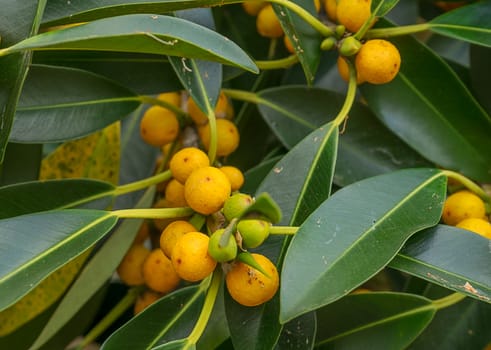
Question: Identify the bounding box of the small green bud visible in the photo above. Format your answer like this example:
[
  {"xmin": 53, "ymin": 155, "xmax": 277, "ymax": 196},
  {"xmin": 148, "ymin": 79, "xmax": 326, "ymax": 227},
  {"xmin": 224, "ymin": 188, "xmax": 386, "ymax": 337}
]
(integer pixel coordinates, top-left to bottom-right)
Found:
[
  {"xmin": 237, "ymin": 219, "xmax": 270, "ymax": 249},
  {"xmin": 208, "ymin": 229, "xmax": 238, "ymax": 263},
  {"xmin": 223, "ymin": 193, "xmax": 253, "ymax": 221},
  {"xmin": 339, "ymin": 36, "xmax": 362, "ymax": 56},
  {"xmin": 320, "ymin": 37, "xmax": 337, "ymax": 51},
  {"xmin": 335, "ymin": 25, "xmax": 346, "ymax": 39}
]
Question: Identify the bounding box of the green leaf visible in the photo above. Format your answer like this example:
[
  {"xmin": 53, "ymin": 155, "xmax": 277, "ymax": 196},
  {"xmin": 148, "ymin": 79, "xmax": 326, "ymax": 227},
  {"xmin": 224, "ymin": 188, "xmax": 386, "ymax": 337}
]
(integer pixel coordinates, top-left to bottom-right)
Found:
[
  {"xmin": 41, "ymin": 0, "xmax": 239, "ymax": 26},
  {"xmin": 101, "ymin": 285, "xmax": 205, "ymax": 349},
  {"xmin": 360, "ymin": 24, "xmax": 491, "ymax": 183},
  {"xmin": 315, "ymin": 292, "xmax": 435, "ymax": 349},
  {"xmin": 169, "ymin": 9, "xmax": 221, "ymax": 113},
  {"xmin": 274, "ymin": 0, "xmax": 322, "ymax": 84},
  {"xmin": 257, "ymin": 123, "xmax": 338, "ymax": 227},
  {"xmin": 390, "ymin": 225, "xmax": 491, "ymax": 303},
  {"xmin": 225, "ymin": 292, "xmax": 282, "ymax": 350},
  {"xmin": 29, "ymin": 188, "xmax": 155, "ymax": 350},
  {"xmin": 470, "ymin": 44, "xmax": 491, "ymax": 115},
  {"xmin": 34, "ymin": 51, "xmax": 181, "ymax": 95},
  {"xmin": 11, "ymin": 65, "xmax": 138, "ymax": 143},
  {"xmin": 256, "ymin": 86, "xmax": 430, "ymax": 187},
  {"xmin": 408, "ymin": 295, "xmax": 491, "ymax": 350},
  {"xmin": 242, "ymin": 156, "xmax": 283, "ymax": 195},
  {"xmin": 3, "ymin": 14, "xmax": 258, "ymax": 74},
  {"xmin": 0, "ymin": 178, "xmax": 115, "ymax": 219},
  {"xmin": 243, "ymin": 192, "xmax": 282, "ymax": 224},
  {"xmin": 372, "ymin": 0, "xmax": 400, "ymax": 17},
  {"xmin": 429, "ymin": 0, "xmax": 491, "ymax": 47},
  {"xmin": 151, "ymin": 339, "xmax": 191, "ymax": 350},
  {"xmin": 0, "ymin": 0, "xmax": 46, "ymax": 161},
  {"xmin": 276, "ymin": 312, "xmax": 316, "ymax": 349},
  {"xmin": 0, "ymin": 209, "xmax": 117, "ymax": 311},
  {"xmin": 280, "ymin": 168, "xmax": 447, "ymax": 323}
]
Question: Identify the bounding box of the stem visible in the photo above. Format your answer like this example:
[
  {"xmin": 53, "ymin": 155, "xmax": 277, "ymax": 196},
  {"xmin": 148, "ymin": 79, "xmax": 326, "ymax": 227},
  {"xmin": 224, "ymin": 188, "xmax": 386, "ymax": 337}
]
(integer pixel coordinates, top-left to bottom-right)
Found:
[
  {"xmin": 114, "ymin": 170, "xmax": 172, "ymax": 196},
  {"xmin": 365, "ymin": 23, "xmax": 431, "ymax": 39},
  {"xmin": 267, "ymin": 38, "xmax": 278, "ymax": 60},
  {"xmin": 184, "ymin": 269, "xmax": 222, "ymax": 348},
  {"xmin": 269, "ymin": 226, "xmax": 299, "ymax": 235},
  {"xmin": 113, "ymin": 207, "xmax": 194, "ymax": 219},
  {"xmin": 256, "ymin": 55, "xmax": 299, "ymax": 70},
  {"xmin": 222, "ymin": 88, "xmax": 261, "ymax": 105},
  {"xmin": 332, "ymin": 59, "xmax": 358, "ymax": 127},
  {"xmin": 138, "ymin": 95, "xmax": 187, "ymax": 120},
  {"xmin": 441, "ymin": 169, "xmax": 491, "ymax": 204},
  {"xmin": 75, "ymin": 286, "xmax": 143, "ymax": 350},
  {"xmin": 432, "ymin": 292, "xmax": 466, "ymax": 310},
  {"xmin": 266, "ymin": 0, "xmax": 333, "ymax": 37},
  {"xmin": 207, "ymin": 108, "xmax": 218, "ymax": 164}
]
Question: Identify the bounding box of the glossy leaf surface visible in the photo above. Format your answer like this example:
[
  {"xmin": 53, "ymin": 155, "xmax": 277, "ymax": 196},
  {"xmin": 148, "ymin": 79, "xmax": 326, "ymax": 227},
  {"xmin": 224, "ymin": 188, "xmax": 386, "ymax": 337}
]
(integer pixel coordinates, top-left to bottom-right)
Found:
[
  {"xmin": 280, "ymin": 168, "xmax": 447, "ymax": 322},
  {"xmin": 30, "ymin": 188, "xmax": 155, "ymax": 349},
  {"xmin": 361, "ymin": 26, "xmax": 491, "ymax": 182},
  {"xmin": 315, "ymin": 292, "xmax": 435, "ymax": 349},
  {"xmin": 101, "ymin": 285, "xmax": 205, "ymax": 349},
  {"xmin": 390, "ymin": 225, "xmax": 491, "ymax": 303},
  {"xmin": 11, "ymin": 65, "xmax": 137, "ymax": 143},
  {"xmin": 372, "ymin": 0, "xmax": 400, "ymax": 17},
  {"xmin": 0, "ymin": 0, "xmax": 45, "ymax": 160},
  {"xmin": 0, "ymin": 209, "xmax": 117, "ymax": 311},
  {"xmin": 3, "ymin": 14, "xmax": 258, "ymax": 73},
  {"xmin": 430, "ymin": 0, "xmax": 491, "ymax": 47}
]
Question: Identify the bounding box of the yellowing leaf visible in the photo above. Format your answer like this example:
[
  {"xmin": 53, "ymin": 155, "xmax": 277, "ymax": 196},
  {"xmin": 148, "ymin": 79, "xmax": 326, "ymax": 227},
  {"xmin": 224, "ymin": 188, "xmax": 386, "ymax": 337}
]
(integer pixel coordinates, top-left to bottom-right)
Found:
[{"xmin": 0, "ymin": 122, "xmax": 121, "ymax": 335}]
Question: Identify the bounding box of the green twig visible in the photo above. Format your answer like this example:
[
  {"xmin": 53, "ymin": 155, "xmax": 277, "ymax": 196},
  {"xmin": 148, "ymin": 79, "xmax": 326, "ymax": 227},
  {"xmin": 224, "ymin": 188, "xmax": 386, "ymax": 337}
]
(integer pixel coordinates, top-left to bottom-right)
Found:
[
  {"xmin": 138, "ymin": 95, "xmax": 187, "ymax": 120},
  {"xmin": 113, "ymin": 207, "xmax": 194, "ymax": 219},
  {"xmin": 441, "ymin": 170, "xmax": 491, "ymax": 204},
  {"xmin": 365, "ymin": 23, "xmax": 431, "ymax": 39},
  {"xmin": 332, "ymin": 59, "xmax": 358, "ymax": 127},
  {"xmin": 184, "ymin": 269, "xmax": 222, "ymax": 349},
  {"xmin": 269, "ymin": 226, "xmax": 299, "ymax": 235},
  {"xmin": 256, "ymin": 55, "xmax": 299, "ymax": 70},
  {"xmin": 432, "ymin": 292, "xmax": 466, "ymax": 310},
  {"xmin": 114, "ymin": 170, "xmax": 172, "ymax": 196}
]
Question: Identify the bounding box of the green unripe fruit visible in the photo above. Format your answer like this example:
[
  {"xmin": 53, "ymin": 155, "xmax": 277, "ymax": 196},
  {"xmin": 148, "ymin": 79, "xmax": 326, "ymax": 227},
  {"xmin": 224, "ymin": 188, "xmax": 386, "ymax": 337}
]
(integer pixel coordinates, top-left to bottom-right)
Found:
[
  {"xmin": 237, "ymin": 219, "xmax": 270, "ymax": 249},
  {"xmin": 223, "ymin": 193, "xmax": 253, "ymax": 221},
  {"xmin": 339, "ymin": 36, "xmax": 362, "ymax": 56},
  {"xmin": 208, "ymin": 229, "xmax": 238, "ymax": 263},
  {"xmin": 320, "ymin": 37, "xmax": 336, "ymax": 51}
]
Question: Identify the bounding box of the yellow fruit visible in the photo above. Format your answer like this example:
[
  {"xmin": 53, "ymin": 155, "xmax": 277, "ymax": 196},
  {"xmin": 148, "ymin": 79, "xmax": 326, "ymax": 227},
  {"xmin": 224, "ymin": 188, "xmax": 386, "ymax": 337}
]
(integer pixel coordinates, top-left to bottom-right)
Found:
[
  {"xmin": 169, "ymin": 147, "xmax": 210, "ymax": 184},
  {"xmin": 117, "ymin": 244, "xmax": 151, "ymax": 286},
  {"xmin": 142, "ymin": 249, "xmax": 181, "ymax": 293},
  {"xmin": 159, "ymin": 220, "xmax": 197, "ymax": 259},
  {"xmin": 325, "ymin": 0, "xmax": 338, "ymax": 21},
  {"xmin": 219, "ymin": 166, "xmax": 245, "ymax": 191},
  {"xmin": 140, "ymin": 106, "xmax": 180, "ymax": 147},
  {"xmin": 337, "ymin": 56, "xmax": 364, "ymax": 84},
  {"xmin": 134, "ymin": 290, "xmax": 163, "ymax": 315},
  {"xmin": 355, "ymin": 39, "xmax": 401, "ymax": 85},
  {"xmin": 225, "ymin": 253, "xmax": 279, "ymax": 307},
  {"xmin": 184, "ymin": 166, "xmax": 232, "ymax": 215},
  {"xmin": 442, "ymin": 190, "xmax": 486, "ymax": 226},
  {"xmin": 171, "ymin": 231, "xmax": 217, "ymax": 282},
  {"xmin": 164, "ymin": 178, "xmax": 188, "ymax": 207},
  {"xmin": 256, "ymin": 5, "xmax": 284, "ymax": 38},
  {"xmin": 456, "ymin": 218, "xmax": 491, "ymax": 239},
  {"xmin": 336, "ymin": 0, "xmax": 372, "ymax": 33},
  {"xmin": 242, "ymin": 1, "xmax": 267, "ymax": 16},
  {"xmin": 187, "ymin": 91, "xmax": 230, "ymax": 126},
  {"xmin": 198, "ymin": 119, "xmax": 240, "ymax": 157},
  {"xmin": 157, "ymin": 91, "xmax": 181, "ymax": 108},
  {"xmin": 314, "ymin": 0, "xmax": 321, "ymax": 12}
]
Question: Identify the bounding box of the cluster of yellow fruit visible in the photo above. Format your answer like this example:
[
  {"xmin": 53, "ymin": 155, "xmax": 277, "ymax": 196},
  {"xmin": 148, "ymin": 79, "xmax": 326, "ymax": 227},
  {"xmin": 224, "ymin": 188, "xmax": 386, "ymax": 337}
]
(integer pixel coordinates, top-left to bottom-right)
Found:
[
  {"xmin": 442, "ymin": 190, "xmax": 491, "ymax": 239},
  {"xmin": 139, "ymin": 90, "xmax": 239, "ymax": 158},
  {"xmin": 117, "ymin": 145, "xmax": 279, "ymax": 310},
  {"xmin": 329, "ymin": 0, "xmax": 402, "ymax": 85},
  {"xmin": 242, "ymin": 0, "xmax": 320, "ymax": 54}
]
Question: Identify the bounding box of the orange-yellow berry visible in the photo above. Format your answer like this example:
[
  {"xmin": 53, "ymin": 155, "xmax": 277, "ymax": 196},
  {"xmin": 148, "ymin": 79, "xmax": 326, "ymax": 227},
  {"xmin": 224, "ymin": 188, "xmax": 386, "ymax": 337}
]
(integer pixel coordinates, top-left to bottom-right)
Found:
[
  {"xmin": 164, "ymin": 179, "xmax": 188, "ymax": 207},
  {"xmin": 225, "ymin": 253, "xmax": 279, "ymax": 307},
  {"xmin": 184, "ymin": 166, "xmax": 232, "ymax": 215},
  {"xmin": 336, "ymin": 0, "xmax": 372, "ymax": 33},
  {"xmin": 117, "ymin": 244, "xmax": 151, "ymax": 286},
  {"xmin": 142, "ymin": 249, "xmax": 181, "ymax": 293},
  {"xmin": 198, "ymin": 119, "xmax": 240, "ymax": 157},
  {"xmin": 442, "ymin": 190, "xmax": 486, "ymax": 226},
  {"xmin": 134, "ymin": 290, "xmax": 163, "ymax": 315},
  {"xmin": 171, "ymin": 231, "xmax": 217, "ymax": 282},
  {"xmin": 456, "ymin": 218, "xmax": 491, "ymax": 239},
  {"xmin": 219, "ymin": 166, "xmax": 245, "ymax": 191},
  {"xmin": 140, "ymin": 106, "xmax": 179, "ymax": 147},
  {"xmin": 169, "ymin": 147, "xmax": 210, "ymax": 184},
  {"xmin": 256, "ymin": 5, "xmax": 284, "ymax": 38},
  {"xmin": 159, "ymin": 220, "xmax": 197, "ymax": 259},
  {"xmin": 355, "ymin": 39, "xmax": 401, "ymax": 85}
]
